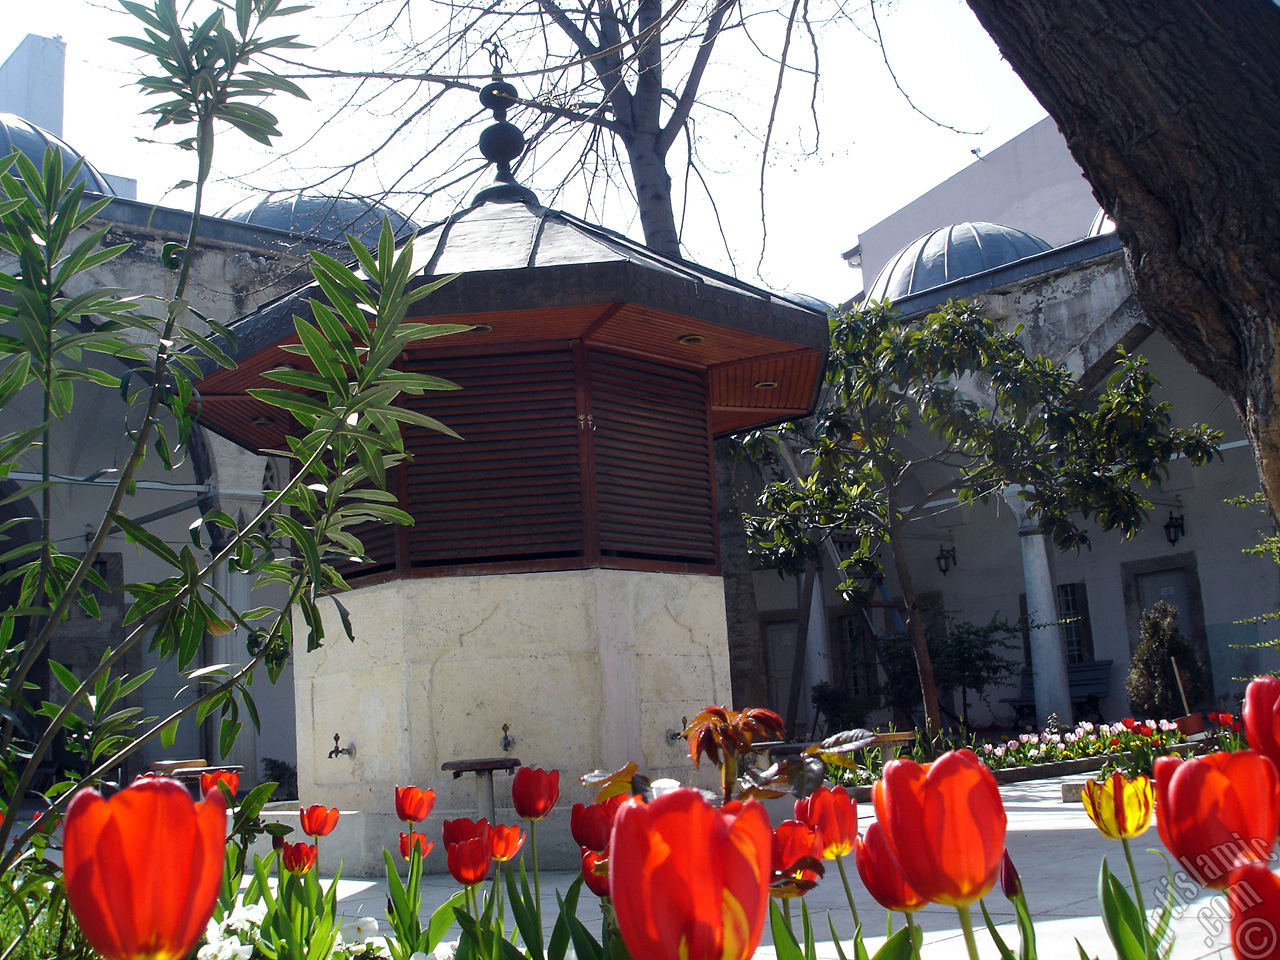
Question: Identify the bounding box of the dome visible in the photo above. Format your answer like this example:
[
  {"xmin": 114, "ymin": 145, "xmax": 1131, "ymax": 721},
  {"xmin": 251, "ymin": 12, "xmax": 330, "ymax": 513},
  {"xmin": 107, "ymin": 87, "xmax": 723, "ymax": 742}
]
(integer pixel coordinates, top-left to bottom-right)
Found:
[
  {"xmin": 0, "ymin": 114, "xmax": 115, "ymax": 195},
  {"xmin": 865, "ymin": 222, "xmax": 1053, "ymax": 303},
  {"xmin": 218, "ymin": 192, "xmax": 419, "ymax": 247},
  {"xmin": 1088, "ymin": 208, "xmax": 1116, "ymax": 237}
]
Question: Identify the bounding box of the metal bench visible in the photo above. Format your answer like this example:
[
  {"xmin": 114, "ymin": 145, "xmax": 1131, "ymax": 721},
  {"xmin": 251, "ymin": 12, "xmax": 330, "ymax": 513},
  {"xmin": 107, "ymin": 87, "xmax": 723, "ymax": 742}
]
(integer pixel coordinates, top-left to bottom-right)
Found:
[{"xmin": 1002, "ymin": 659, "xmax": 1113, "ymax": 727}]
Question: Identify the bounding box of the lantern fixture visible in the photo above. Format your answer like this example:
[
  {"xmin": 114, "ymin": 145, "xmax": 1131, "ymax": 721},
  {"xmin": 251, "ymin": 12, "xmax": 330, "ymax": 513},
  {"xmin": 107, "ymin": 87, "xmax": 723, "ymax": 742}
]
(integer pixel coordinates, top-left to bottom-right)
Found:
[
  {"xmin": 936, "ymin": 545, "xmax": 957, "ymax": 575},
  {"xmin": 1164, "ymin": 511, "xmax": 1186, "ymax": 546}
]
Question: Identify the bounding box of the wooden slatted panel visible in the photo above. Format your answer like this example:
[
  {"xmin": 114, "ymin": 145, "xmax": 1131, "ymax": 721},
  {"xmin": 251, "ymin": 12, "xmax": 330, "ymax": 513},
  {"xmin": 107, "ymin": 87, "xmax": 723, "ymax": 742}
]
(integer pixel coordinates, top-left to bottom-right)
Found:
[
  {"xmin": 589, "ymin": 350, "xmax": 716, "ymax": 566},
  {"xmin": 401, "ymin": 349, "xmax": 585, "ymax": 566}
]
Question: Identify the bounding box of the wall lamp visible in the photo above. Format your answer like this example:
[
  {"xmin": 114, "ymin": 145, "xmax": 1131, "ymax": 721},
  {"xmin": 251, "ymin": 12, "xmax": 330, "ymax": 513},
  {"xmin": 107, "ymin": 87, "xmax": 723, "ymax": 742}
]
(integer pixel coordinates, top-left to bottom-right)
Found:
[
  {"xmin": 935, "ymin": 545, "xmax": 957, "ymax": 575},
  {"xmin": 1164, "ymin": 511, "xmax": 1186, "ymax": 546}
]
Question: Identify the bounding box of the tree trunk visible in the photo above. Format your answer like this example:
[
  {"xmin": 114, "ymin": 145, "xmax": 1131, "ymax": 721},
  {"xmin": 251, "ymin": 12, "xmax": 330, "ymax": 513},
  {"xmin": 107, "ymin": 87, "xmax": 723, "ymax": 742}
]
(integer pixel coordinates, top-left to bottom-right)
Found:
[
  {"xmin": 966, "ymin": 0, "xmax": 1280, "ymax": 516},
  {"xmin": 625, "ymin": 135, "xmax": 682, "ymax": 257},
  {"xmin": 715, "ymin": 438, "xmax": 769, "ymax": 709},
  {"xmin": 889, "ymin": 532, "xmax": 943, "ymax": 744}
]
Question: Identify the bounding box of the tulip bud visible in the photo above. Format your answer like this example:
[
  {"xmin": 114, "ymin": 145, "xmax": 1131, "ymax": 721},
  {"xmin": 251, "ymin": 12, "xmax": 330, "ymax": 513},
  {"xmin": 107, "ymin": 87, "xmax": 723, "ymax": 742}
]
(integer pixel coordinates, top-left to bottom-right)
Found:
[{"xmin": 1000, "ymin": 849, "xmax": 1021, "ymax": 900}]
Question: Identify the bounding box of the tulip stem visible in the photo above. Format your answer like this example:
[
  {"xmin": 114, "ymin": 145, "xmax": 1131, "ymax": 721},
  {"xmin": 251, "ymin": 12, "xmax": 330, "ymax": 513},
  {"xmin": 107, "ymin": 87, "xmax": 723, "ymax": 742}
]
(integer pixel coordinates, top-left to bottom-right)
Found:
[
  {"xmin": 530, "ymin": 818, "xmax": 543, "ymax": 938},
  {"xmin": 835, "ymin": 854, "xmax": 863, "ymax": 932},
  {"xmin": 1121, "ymin": 836, "xmax": 1150, "ymax": 950},
  {"xmin": 904, "ymin": 912, "xmax": 922, "ymax": 960},
  {"xmin": 956, "ymin": 905, "xmax": 981, "ymax": 960}
]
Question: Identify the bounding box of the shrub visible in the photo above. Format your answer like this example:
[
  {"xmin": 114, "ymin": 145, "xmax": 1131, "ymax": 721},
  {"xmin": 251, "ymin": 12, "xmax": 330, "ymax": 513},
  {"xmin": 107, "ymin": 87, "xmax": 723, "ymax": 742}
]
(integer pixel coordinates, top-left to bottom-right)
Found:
[{"xmin": 1125, "ymin": 601, "xmax": 1210, "ymax": 717}]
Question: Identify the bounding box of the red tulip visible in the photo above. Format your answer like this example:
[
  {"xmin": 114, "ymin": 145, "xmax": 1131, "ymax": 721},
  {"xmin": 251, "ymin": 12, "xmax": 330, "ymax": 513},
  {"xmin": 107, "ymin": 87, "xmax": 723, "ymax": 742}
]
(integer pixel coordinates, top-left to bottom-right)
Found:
[
  {"xmin": 200, "ymin": 770, "xmax": 239, "ymax": 799},
  {"xmin": 395, "ymin": 786, "xmax": 436, "ymax": 824},
  {"xmin": 299, "ymin": 804, "xmax": 339, "ymax": 838},
  {"xmin": 854, "ymin": 821, "xmax": 926, "ymax": 914},
  {"xmin": 1227, "ymin": 862, "xmax": 1280, "ymax": 960},
  {"xmin": 489, "ymin": 823, "xmax": 526, "ymax": 861},
  {"xmin": 873, "ymin": 749, "xmax": 1007, "ymax": 907},
  {"xmin": 442, "ymin": 817, "xmax": 490, "ymax": 847},
  {"xmin": 771, "ymin": 819, "xmax": 823, "ymax": 898},
  {"xmin": 399, "ymin": 832, "xmax": 433, "ymax": 861},
  {"xmin": 1244, "ymin": 675, "xmax": 1280, "ymax": 770},
  {"xmin": 581, "ymin": 848, "xmax": 611, "ymax": 897},
  {"xmin": 447, "ymin": 837, "xmax": 492, "ymax": 886},
  {"xmin": 64, "ymin": 776, "xmax": 226, "ymax": 960},
  {"xmin": 794, "ymin": 785, "xmax": 858, "ymax": 859},
  {"xmin": 1154, "ymin": 751, "xmax": 1279, "ymax": 890},
  {"xmin": 282, "ymin": 841, "xmax": 318, "ymax": 874},
  {"xmin": 512, "ymin": 767, "xmax": 560, "ymax": 821},
  {"xmin": 610, "ymin": 788, "xmax": 771, "ymax": 960},
  {"xmin": 571, "ymin": 795, "xmax": 626, "ymax": 852}
]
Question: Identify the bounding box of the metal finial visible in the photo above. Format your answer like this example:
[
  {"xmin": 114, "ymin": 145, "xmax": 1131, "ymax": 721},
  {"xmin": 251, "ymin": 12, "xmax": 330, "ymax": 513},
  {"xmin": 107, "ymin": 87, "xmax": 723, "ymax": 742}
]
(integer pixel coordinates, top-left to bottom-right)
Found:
[{"xmin": 472, "ymin": 70, "xmax": 538, "ymax": 206}]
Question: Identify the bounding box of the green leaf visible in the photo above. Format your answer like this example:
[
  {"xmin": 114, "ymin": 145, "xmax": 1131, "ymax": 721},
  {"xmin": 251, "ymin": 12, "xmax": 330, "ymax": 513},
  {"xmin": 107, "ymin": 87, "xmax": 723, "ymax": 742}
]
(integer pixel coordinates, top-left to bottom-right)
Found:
[
  {"xmin": 868, "ymin": 925, "xmax": 917, "ymax": 960},
  {"xmin": 980, "ymin": 899, "xmax": 1018, "ymax": 960},
  {"xmin": 1097, "ymin": 859, "xmax": 1148, "ymax": 960},
  {"xmin": 769, "ymin": 900, "xmax": 804, "ymax": 960}
]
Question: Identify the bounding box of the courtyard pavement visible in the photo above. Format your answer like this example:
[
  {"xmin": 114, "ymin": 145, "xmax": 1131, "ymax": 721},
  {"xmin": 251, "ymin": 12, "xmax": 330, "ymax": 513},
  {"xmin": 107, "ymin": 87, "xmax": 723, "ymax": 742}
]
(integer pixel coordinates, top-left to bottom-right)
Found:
[{"xmin": 327, "ymin": 774, "xmax": 1244, "ymax": 960}]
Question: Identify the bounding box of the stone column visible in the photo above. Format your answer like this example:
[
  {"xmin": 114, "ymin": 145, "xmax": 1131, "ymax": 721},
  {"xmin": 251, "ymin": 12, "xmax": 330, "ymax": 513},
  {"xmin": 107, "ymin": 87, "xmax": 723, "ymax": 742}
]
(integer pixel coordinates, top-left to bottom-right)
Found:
[
  {"xmin": 1003, "ymin": 488, "xmax": 1073, "ymax": 725},
  {"xmin": 801, "ymin": 573, "xmax": 833, "ymax": 732}
]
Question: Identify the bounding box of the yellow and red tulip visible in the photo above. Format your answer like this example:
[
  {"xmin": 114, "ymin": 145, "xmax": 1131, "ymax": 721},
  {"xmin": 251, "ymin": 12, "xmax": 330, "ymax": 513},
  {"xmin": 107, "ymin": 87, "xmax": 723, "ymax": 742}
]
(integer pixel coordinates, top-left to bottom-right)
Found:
[
  {"xmin": 399, "ymin": 831, "xmax": 432, "ymax": 861},
  {"xmin": 1154, "ymin": 751, "xmax": 1279, "ymax": 889},
  {"xmin": 794, "ymin": 784, "xmax": 857, "ymax": 859},
  {"xmin": 63, "ymin": 776, "xmax": 226, "ymax": 960},
  {"xmin": 281, "ymin": 840, "xmax": 318, "ymax": 875},
  {"xmin": 1081, "ymin": 772, "xmax": 1154, "ymax": 840},
  {"xmin": 489, "ymin": 823, "xmax": 526, "ymax": 861},
  {"xmin": 854, "ymin": 821, "xmax": 926, "ymax": 914},
  {"xmin": 873, "ymin": 749, "xmax": 1007, "ymax": 907},
  {"xmin": 609, "ymin": 787, "xmax": 771, "ymax": 960},
  {"xmin": 771, "ymin": 819, "xmax": 823, "ymax": 898}
]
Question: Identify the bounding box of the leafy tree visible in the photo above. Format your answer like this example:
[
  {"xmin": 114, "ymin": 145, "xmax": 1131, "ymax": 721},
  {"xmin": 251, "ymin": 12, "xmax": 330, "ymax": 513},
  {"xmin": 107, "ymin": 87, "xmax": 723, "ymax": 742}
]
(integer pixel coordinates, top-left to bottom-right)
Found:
[
  {"xmin": 743, "ymin": 299, "xmax": 1220, "ymax": 741},
  {"xmin": 966, "ymin": 1, "xmax": 1280, "ymax": 522},
  {"xmin": 0, "ymin": 6, "xmax": 465, "ymax": 938}
]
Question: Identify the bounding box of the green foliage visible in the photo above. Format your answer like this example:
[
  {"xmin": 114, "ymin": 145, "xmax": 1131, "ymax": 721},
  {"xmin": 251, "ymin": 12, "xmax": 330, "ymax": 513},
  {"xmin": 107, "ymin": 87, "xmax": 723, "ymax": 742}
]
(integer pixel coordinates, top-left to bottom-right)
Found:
[
  {"xmin": 1124, "ymin": 602, "xmax": 1210, "ymax": 717},
  {"xmin": 744, "ymin": 300, "xmax": 1222, "ymax": 582},
  {"xmin": 0, "ymin": 0, "xmax": 465, "ymax": 920},
  {"xmin": 876, "ymin": 613, "xmax": 1020, "ymax": 716},
  {"xmin": 741, "ymin": 299, "xmax": 1220, "ymax": 736}
]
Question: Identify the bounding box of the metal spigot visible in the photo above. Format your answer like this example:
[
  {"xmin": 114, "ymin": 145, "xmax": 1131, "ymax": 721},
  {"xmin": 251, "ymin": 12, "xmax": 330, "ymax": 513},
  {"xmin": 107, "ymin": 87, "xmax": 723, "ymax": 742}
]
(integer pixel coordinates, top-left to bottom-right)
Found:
[
  {"xmin": 501, "ymin": 723, "xmax": 515, "ymax": 753},
  {"xmin": 328, "ymin": 733, "xmax": 354, "ymax": 758}
]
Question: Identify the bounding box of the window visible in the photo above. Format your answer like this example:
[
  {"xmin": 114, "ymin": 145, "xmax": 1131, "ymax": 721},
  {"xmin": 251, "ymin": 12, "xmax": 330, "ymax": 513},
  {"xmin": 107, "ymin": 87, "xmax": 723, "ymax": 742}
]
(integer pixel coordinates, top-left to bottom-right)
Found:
[
  {"xmin": 835, "ymin": 614, "xmax": 878, "ymax": 699},
  {"xmin": 1056, "ymin": 582, "xmax": 1094, "ymax": 663}
]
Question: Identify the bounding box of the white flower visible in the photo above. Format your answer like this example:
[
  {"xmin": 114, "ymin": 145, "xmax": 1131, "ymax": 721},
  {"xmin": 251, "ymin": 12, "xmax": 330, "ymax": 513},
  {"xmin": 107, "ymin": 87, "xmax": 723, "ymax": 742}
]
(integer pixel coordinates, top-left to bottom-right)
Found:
[
  {"xmin": 422, "ymin": 948, "xmax": 444, "ymax": 960},
  {"xmin": 352, "ymin": 917, "xmax": 381, "ymax": 939},
  {"xmin": 198, "ymin": 935, "xmax": 253, "ymax": 960},
  {"xmin": 648, "ymin": 778, "xmax": 684, "ymax": 798}
]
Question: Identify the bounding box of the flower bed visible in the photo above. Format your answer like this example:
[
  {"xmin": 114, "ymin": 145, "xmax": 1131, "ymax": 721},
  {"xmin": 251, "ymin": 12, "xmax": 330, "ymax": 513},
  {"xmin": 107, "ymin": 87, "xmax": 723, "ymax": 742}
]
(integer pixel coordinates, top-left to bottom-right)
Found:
[{"xmin": 32, "ymin": 692, "xmax": 1279, "ymax": 960}]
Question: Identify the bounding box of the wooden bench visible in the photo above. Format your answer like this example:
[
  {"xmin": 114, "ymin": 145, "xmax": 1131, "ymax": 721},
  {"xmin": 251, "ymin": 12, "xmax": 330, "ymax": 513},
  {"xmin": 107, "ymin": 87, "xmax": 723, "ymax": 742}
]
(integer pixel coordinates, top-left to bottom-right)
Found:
[
  {"xmin": 1002, "ymin": 659, "xmax": 1113, "ymax": 727},
  {"xmin": 755, "ymin": 730, "xmax": 917, "ymax": 765}
]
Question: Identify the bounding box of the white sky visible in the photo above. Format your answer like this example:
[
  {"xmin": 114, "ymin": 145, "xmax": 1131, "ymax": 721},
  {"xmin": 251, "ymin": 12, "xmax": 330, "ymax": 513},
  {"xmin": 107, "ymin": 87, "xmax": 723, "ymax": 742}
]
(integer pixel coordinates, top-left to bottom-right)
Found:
[{"xmin": 3, "ymin": 0, "xmax": 1049, "ymax": 304}]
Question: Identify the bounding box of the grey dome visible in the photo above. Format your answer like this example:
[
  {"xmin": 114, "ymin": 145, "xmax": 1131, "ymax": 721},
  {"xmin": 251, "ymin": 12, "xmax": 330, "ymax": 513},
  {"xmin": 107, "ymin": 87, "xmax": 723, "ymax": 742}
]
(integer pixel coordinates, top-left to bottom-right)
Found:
[
  {"xmin": 218, "ymin": 192, "xmax": 419, "ymax": 247},
  {"xmin": 1089, "ymin": 209, "xmax": 1116, "ymax": 237},
  {"xmin": 865, "ymin": 222, "xmax": 1053, "ymax": 303},
  {"xmin": 0, "ymin": 113, "xmax": 115, "ymax": 195}
]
